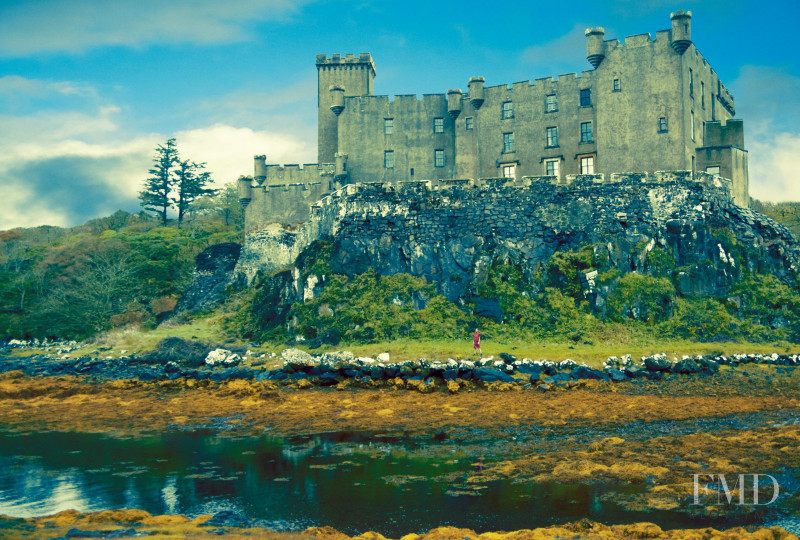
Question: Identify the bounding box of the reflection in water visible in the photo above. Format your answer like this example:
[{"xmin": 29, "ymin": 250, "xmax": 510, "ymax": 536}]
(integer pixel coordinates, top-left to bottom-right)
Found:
[{"xmin": 0, "ymin": 430, "xmax": 744, "ymax": 536}]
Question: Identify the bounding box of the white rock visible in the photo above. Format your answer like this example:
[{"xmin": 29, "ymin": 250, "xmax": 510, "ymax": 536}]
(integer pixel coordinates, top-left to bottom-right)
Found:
[
  {"xmin": 206, "ymin": 348, "xmax": 242, "ymax": 367},
  {"xmin": 377, "ymin": 353, "xmax": 391, "ymax": 363}
]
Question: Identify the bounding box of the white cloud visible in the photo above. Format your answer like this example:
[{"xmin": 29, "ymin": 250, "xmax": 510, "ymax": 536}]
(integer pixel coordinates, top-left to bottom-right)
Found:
[
  {"xmin": 0, "ymin": 0, "xmax": 316, "ymax": 57},
  {"xmin": 520, "ymin": 23, "xmax": 590, "ymax": 76},
  {"xmin": 730, "ymin": 66, "xmax": 800, "ymax": 202},
  {"xmin": 748, "ymin": 133, "xmax": 800, "ymax": 202},
  {"xmin": 175, "ymin": 124, "xmax": 315, "ymax": 184},
  {"xmin": 0, "ymin": 75, "xmax": 97, "ymax": 99},
  {"xmin": 0, "ymin": 76, "xmax": 316, "ymax": 229}
]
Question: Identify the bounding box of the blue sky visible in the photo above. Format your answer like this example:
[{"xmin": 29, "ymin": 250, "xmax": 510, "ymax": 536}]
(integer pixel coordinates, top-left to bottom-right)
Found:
[{"xmin": 0, "ymin": 0, "xmax": 798, "ymax": 229}]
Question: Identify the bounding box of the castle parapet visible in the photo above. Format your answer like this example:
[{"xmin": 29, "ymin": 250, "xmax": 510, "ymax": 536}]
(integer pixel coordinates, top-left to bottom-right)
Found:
[
  {"xmin": 440, "ymin": 178, "xmax": 475, "ymax": 189},
  {"xmin": 399, "ymin": 180, "xmax": 433, "ymax": 194},
  {"xmin": 566, "ymin": 173, "xmax": 606, "ymax": 184}
]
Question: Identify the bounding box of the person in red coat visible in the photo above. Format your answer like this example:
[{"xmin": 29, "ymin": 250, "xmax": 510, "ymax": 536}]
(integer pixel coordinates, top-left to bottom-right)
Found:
[{"xmin": 473, "ymin": 328, "xmax": 482, "ymax": 357}]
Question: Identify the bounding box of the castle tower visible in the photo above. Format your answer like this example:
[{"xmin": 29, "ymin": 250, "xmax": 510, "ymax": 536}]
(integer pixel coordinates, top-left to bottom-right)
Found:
[
  {"xmin": 467, "ymin": 77, "xmax": 485, "ymax": 109},
  {"xmin": 316, "ymin": 53, "xmax": 376, "ymax": 164},
  {"xmin": 585, "ymin": 27, "xmax": 605, "ymax": 68},
  {"xmin": 670, "ymin": 11, "xmax": 692, "ymax": 54},
  {"xmin": 253, "ymin": 154, "xmax": 267, "ymax": 185},
  {"xmin": 447, "ymin": 89, "xmax": 462, "ymax": 118}
]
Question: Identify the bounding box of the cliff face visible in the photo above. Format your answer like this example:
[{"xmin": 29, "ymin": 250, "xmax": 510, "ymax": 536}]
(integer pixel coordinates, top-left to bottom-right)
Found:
[{"xmin": 234, "ymin": 175, "xmax": 800, "ymax": 302}]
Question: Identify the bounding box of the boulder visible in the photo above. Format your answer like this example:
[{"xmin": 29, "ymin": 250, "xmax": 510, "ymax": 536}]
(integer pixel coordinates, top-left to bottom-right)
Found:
[
  {"xmin": 644, "ymin": 356, "xmax": 672, "ymax": 372},
  {"xmin": 205, "ymin": 348, "xmax": 242, "ymax": 367},
  {"xmin": 473, "ymin": 367, "xmax": 515, "ymax": 383},
  {"xmin": 570, "ymin": 366, "xmax": 608, "ymax": 381},
  {"xmin": 606, "ymin": 368, "xmax": 628, "ymax": 382},
  {"xmin": 672, "ymin": 358, "xmax": 700, "ymax": 374}
]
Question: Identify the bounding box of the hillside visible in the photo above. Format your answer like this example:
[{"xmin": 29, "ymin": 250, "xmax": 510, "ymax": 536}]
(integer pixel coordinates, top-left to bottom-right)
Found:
[{"xmin": 0, "ymin": 186, "xmax": 242, "ymax": 340}]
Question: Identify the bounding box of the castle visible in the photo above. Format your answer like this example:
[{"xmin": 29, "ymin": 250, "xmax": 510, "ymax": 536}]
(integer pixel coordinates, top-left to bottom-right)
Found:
[{"xmin": 238, "ymin": 10, "xmax": 749, "ymax": 233}]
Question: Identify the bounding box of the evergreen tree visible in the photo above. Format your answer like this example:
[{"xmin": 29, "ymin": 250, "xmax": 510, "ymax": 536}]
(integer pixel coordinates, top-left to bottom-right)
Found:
[
  {"xmin": 139, "ymin": 138, "xmax": 179, "ymax": 226},
  {"xmin": 173, "ymin": 159, "xmax": 216, "ymax": 226}
]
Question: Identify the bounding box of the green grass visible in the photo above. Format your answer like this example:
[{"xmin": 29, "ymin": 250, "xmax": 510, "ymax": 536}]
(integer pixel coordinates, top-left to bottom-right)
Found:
[
  {"xmin": 258, "ymin": 337, "xmax": 800, "ymax": 368},
  {"xmin": 10, "ymin": 306, "xmax": 798, "ymax": 370}
]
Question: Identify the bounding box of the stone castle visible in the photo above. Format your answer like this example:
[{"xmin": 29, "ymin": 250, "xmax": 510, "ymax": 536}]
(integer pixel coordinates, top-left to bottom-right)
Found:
[{"xmin": 237, "ymin": 10, "xmax": 749, "ymax": 233}]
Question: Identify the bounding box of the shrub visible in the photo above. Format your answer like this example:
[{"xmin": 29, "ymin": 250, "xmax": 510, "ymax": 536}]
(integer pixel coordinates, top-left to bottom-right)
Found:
[{"xmin": 606, "ymin": 273, "xmax": 675, "ymax": 323}]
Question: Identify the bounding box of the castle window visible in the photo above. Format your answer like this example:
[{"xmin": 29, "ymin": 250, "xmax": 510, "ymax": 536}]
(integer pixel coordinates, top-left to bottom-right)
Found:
[
  {"xmin": 701, "ymin": 81, "xmax": 705, "ymax": 109},
  {"xmin": 579, "ymin": 89, "xmax": 591, "ymax": 107},
  {"xmin": 384, "ymin": 118, "xmax": 394, "ymax": 134},
  {"xmin": 501, "ymin": 101, "xmax": 514, "ymax": 119},
  {"xmin": 434, "ymin": 117, "xmax": 444, "ymax": 133},
  {"xmin": 502, "ymin": 164, "xmax": 516, "ymax": 179},
  {"xmin": 466, "ymin": 117, "xmax": 473, "ymax": 130},
  {"xmin": 711, "ymin": 94, "xmax": 716, "ymax": 120},
  {"xmin": 691, "ymin": 111, "xmax": 695, "ymax": 140},
  {"xmin": 384, "ymin": 150, "xmax": 394, "ymax": 169},
  {"xmin": 546, "ymin": 94, "xmax": 557, "ymax": 112},
  {"xmin": 689, "ymin": 69, "xmax": 694, "ymax": 97},
  {"xmin": 546, "ymin": 126, "xmax": 558, "ymax": 148},
  {"xmin": 503, "ymin": 132, "xmax": 515, "ymax": 153},
  {"xmin": 580, "ymin": 156, "xmax": 595, "ymax": 174},
  {"xmin": 580, "ymin": 122, "xmax": 593, "ymax": 143},
  {"xmin": 613, "ymin": 78, "xmax": 620, "ymax": 92},
  {"xmin": 434, "ymin": 149, "xmax": 445, "ymax": 167},
  {"xmin": 545, "ymin": 158, "xmax": 560, "ymax": 178},
  {"xmin": 658, "ymin": 117, "xmax": 668, "ymax": 133}
]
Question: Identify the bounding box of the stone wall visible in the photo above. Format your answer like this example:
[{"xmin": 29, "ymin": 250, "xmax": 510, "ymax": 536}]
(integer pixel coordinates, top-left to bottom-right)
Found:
[{"xmin": 233, "ymin": 174, "xmax": 798, "ymax": 301}]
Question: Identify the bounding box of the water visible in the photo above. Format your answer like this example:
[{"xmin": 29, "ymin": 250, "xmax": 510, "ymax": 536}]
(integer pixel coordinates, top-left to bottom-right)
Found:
[{"xmin": 0, "ymin": 430, "xmax": 774, "ymax": 536}]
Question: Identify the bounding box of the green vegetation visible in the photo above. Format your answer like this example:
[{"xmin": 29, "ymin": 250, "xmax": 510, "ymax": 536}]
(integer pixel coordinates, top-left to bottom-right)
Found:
[
  {"xmin": 6, "ymin": 195, "xmax": 800, "ymax": 352},
  {"xmin": 235, "ymin": 239, "xmax": 800, "ymax": 349},
  {"xmin": 0, "ymin": 185, "xmax": 243, "ymax": 340},
  {"xmin": 139, "ymin": 138, "xmax": 216, "ymax": 226}
]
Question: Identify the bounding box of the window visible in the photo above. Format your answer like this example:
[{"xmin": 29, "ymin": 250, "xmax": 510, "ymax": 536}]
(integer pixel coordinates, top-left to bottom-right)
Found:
[
  {"xmin": 580, "ymin": 156, "xmax": 595, "ymax": 174},
  {"xmin": 701, "ymin": 81, "xmax": 705, "ymax": 109},
  {"xmin": 545, "ymin": 159, "xmax": 560, "ymax": 178},
  {"xmin": 384, "ymin": 150, "xmax": 394, "ymax": 169},
  {"xmin": 706, "ymin": 166, "xmax": 720, "ymax": 176},
  {"xmin": 503, "ymin": 132, "xmax": 515, "ymax": 153},
  {"xmin": 433, "ymin": 117, "xmax": 444, "ymax": 133},
  {"xmin": 384, "ymin": 118, "xmax": 394, "ymax": 134},
  {"xmin": 691, "ymin": 111, "xmax": 695, "ymax": 140},
  {"xmin": 613, "ymin": 78, "xmax": 620, "ymax": 92},
  {"xmin": 501, "ymin": 101, "xmax": 514, "ymax": 119},
  {"xmin": 689, "ymin": 69, "xmax": 694, "ymax": 97},
  {"xmin": 711, "ymin": 94, "xmax": 716, "ymax": 120},
  {"xmin": 579, "ymin": 88, "xmax": 591, "ymax": 107},
  {"xmin": 546, "ymin": 94, "xmax": 557, "ymax": 112},
  {"xmin": 580, "ymin": 121, "xmax": 593, "ymax": 143},
  {"xmin": 465, "ymin": 117, "xmax": 473, "ymax": 130},
  {"xmin": 502, "ymin": 164, "xmax": 516, "ymax": 178},
  {"xmin": 658, "ymin": 117, "xmax": 668, "ymax": 133},
  {"xmin": 434, "ymin": 149, "xmax": 445, "ymax": 167},
  {"xmin": 546, "ymin": 126, "xmax": 558, "ymax": 147}
]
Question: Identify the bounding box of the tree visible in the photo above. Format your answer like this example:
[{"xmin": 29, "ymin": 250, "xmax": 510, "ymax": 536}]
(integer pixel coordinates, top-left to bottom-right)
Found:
[
  {"xmin": 139, "ymin": 138, "xmax": 179, "ymax": 226},
  {"xmin": 173, "ymin": 159, "xmax": 216, "ymax": 227}
]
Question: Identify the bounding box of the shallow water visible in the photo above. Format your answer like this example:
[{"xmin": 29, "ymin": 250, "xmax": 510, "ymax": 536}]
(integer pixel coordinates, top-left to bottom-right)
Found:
[{"xmin": 0, "ymin": 430, "xmax": 778, "ymax": 536}]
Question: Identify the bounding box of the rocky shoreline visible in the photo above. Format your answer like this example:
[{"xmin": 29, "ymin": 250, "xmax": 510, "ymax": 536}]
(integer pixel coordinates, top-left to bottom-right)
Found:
[
  {"xmin": 1, "ymin": 338, "xmax": 798, "ymax": 392},
  {"xmin": 0, "ymin": 509, "xmax": 796, "ymax": 540}
]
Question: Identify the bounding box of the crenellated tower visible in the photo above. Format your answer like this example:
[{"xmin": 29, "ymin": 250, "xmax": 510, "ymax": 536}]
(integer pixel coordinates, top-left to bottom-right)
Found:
[
  {"xmin": 670, "ymin": 10, "xmax": 692, "ymax": 54},
  {"xmin": 316, "ymin": 53, "xmax": 376, "ymax": 164},
  {"xmin": 585, "ymin": 27, "xmax": 606, "ymax": 68}
]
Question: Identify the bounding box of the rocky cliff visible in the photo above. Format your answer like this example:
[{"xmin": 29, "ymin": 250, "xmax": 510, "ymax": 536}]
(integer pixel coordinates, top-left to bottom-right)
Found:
[{"xmin": 234, "ymin": 173, "xmax": 799, "ymax": 304}]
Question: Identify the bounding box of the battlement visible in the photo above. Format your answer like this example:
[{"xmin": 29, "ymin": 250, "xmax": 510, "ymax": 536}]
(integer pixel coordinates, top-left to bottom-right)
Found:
[
  {"xmin": 300, "ymin": 171, "xmax": 736, "ymax": 213},
  {"xmin": 316, "ymin": 53, "xmax": 376, "ymax": 75},
  {"xmin": 343, "ymin": 93, "xmax": 448, "ymax": 104},
  {"xmin": 703, "ymin": 119, "xmax": 745, "ymax": 148}
]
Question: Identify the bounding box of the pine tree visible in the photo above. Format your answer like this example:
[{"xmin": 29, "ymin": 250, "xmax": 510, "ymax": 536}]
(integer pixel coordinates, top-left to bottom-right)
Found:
[
  {"xmin": 173, "ymin": 160, "xmax": 217, "ymax": 227},
  {"xmin": 139, "ymin": 138, "xmax": 179, "ymax": 226}
]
